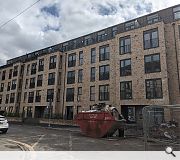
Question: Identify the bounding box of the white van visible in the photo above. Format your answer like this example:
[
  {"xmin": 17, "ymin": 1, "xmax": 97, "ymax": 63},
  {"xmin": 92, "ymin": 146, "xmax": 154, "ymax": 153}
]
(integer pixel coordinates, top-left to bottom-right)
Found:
[{"xmin": 0, "ymin": 115, "xmax": 9, "ymax": 134}]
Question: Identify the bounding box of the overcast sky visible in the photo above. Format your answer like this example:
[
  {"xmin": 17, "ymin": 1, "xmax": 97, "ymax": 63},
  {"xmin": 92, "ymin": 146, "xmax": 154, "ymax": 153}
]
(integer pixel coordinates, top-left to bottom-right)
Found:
[{"xmin": 0, "ymin": 0, "xmax": 179, "ymax": 65}]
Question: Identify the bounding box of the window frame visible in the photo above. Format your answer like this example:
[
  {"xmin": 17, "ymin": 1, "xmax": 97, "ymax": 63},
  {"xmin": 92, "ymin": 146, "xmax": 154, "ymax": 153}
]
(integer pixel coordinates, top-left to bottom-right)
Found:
[
  {"xmin": 99, "ymin": 65, "xmax": 110, "ymax": 81},
  {"xmin": 99, "ymin": 45, "xmax": 110, "ymax": 61},
  {"xmin": 120, "ymin": 81, "xmax": 132, "ymax": 100},
  {"xmin": 120, "ymin": 58, "xmax": 131, "ymax": 76},
  {"xmin": 119, "ymin": 36, "xmax": 131, "ymax": 54},
  {"xmin": 99, "ymin": 84, "xmax": 109, "ymax": 101}
]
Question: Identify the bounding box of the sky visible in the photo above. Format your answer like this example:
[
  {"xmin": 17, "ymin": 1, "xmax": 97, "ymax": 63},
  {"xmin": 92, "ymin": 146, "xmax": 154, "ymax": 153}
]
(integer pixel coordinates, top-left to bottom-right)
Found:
[{"xmin": 0, "ymin": 0, "xmax": 179, "ymax": 65}]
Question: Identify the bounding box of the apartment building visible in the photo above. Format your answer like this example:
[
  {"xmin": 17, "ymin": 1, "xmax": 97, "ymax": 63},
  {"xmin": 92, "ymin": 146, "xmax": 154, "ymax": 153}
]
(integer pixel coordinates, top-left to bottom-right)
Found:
[{"xmin": 0, "ymin": 4, "xmax": 180, "ymax": 122}]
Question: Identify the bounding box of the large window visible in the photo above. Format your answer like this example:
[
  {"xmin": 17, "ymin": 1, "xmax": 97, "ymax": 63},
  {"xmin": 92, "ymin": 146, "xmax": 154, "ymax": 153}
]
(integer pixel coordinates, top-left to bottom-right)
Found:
[
  {"xmin": 120, "ymin": 59, "xmax": 131, "ymax": 76},
  {"xmin": 99, "ymin": 45, "xmax": 110, "ymax": 61},
  {"xmin": 67, "ymin": 71, "xmax": 75, "ymax": 84},
  {"xmin": 90, "ymin": 67, "xmax": 96, "ymax": 82},
  {"xmin": 120, "ymin": 36, "xmax": 131, "ymax": 54},
  {"xmin": 48, "ymin": 72, "xmax": 55, "ymax": 85},
  {"xmin": 77, "ymin": 87, "xmax": 82, "ymax": 102},
  {"xmin": 125, "ymin": 20, "xmax": 139, "ymax": 31},
  {"xmin": 28, "ymin": 92, "xmax": 34, "ymax": 103},
  {"xmin": 38, "ymin": 58, "xmax": 44, "ymax": 71},
  {"xmin": 0, "ymin": 83, "xmax": 4, "ymax": 92},
  {"xmin": 145, "ymin": 53, "xmax": 161, "ymax": 73},
  {"xmin": 5, "ymin": 94, "xmax": 9, "ymax": 104},
  {"xmin": 78, "ymin": 69, "xmax": 83, "ymax": 83},
  {"xmin": 144, "ymin": 28, "xmax": 159, "ymax": 49},
  {"xmin": 90, "ymin": 86, "xmax": 95, "ymax": 101},
  {"xmin": 2, "ymin": 71, "xmax": 6, "ymax": 80},
  {"xmin": 91, "ymin": 48, "xmax": 96, "ymax": 63},
  {"xmin": 7, "ymin": 82, "xmax": 11, "ymax": 91},
  {"xmin": 13, "ymin": 66, "xmax": 18, "ymax": 77},
  {"xmin": 97, "ymin": 30, "xmax": 107, "ymax": 42},
  {"xmin": 173, "ymin": 6, "xmax": 180, "ymax": 20},
  {"xmin": 66, "ymin": 88, "xmax": 74, "ymax": 102},
  {"xmin": 31, "ymin": 63, "xmax": 37, "ymax": 75},
  {"xmin": 99, "ymin": 85, "xmax": 109, "ymax": 101},
  {"xmin": 147, "ymin": 14, "xmax": 159, "ymax": 24},
  {"xmin": 11, "ymin": 79, "xmax": 17, "ymax": 90},
  {"xmin": 49, "ymin": 55, "xmax": 57, "ymax": 69},
  {"xmin": 68, "ymin": 53, "xmax": 76, "ymax": 67},
  {"xmin": 10, "ymin": 93, "xmax": 15, "ymax": 103},
  {"xmin": 29, "ymin": 77, "xmax": 36, "ymax": 88},
  {"xmin": 37, "ymin": 75, "xmax": 43, "ymax": 87},
  {"xmin": 99, "ymin": 65, "xmax": 109, "ymax": 81},
  {"xmin": 120, "ymin": 81, "xmax": 132, "ymax": 100},
  {"xmin": 9, "ymin": 69, "xmax": 12, "ymax": 79},
  {"xmin": 146, "ymin": 79, "xmax": 163, "ymax": 99},
  {"xmin": 35, "ymin": 90, "xmax": 41, "ymax": 102},
  {"xmin": 79, "ymin": 51, "xmax": 83, "ymax": 66},
  {"xmin": 47, "ymin": 89, "xmax": 54, "ymax": 102}
]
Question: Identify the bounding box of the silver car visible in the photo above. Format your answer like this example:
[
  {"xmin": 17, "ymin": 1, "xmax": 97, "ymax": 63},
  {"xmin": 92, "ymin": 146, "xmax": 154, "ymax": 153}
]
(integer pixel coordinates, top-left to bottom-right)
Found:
[{"xmin": 0, "ymin": 115, "xmax": 9, "ymax": 134}]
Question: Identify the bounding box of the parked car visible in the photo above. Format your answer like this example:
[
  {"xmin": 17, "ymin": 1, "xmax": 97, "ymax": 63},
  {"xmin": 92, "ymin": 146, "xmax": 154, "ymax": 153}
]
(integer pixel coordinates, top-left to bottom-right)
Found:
[{"xmin": 0, "ymin": 115, "xmax": 9, "ymax": 134}]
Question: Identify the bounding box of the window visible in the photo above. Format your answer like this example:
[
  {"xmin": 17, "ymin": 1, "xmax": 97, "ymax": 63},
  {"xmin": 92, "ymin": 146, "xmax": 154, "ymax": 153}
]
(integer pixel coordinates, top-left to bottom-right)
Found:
[
  {"xmin": 24, "ymin": 92, "xmax": 27, "ymax": 102},
  {"xmin": 84, "ymin": 35, "xmax": 91, "ymax": 46},
  {"xmin": 146, "ymin": 79, "xmax": 163, "ymax": 99},
  {"xmin": 17, "ymin": 92, "xmax": 21, "ymax": 103},
  {"xmin": 67, "ymin": 71, "xmax": 75, "ymax": 84},
  {"xmin": 25, "ymin": 79, "xmax": 29, "ymax": 89},
  {"xmin": 31, "ymin": 63, "xmax": 37, "ymax": 75},
  {"xmin": 7, "ymin": 82, "xmax": 11, "ymax": 91},
  {"xmin": 79, "ymin": 51, "xmax": 83, "ymax": 65},
  {"xmin": 2, "ymin": 71, "xmax": 6, "ymax": 80},
  {"xmin": 26, "ymin": 64, "xmax": 30, "ymax": 75},
  {"xmin": 47, "ymin": 89, "xmax": 54, "ymax": 102},
  {"xmin": 125, "ymin": 20, "xmax": 139, "ymax": 31},
  {"xmin": 37, "ymin": 75, "xmax": 43, "ymax": 87},
  {"xmin": 9, "ymin": 69, "xmax": 12, "ymax": 79},
  {"xmin": 120, "ymin": 36, "xmax": 131, "ymax": 54},
  {"xmin": 49, "ymin": 55, "xmax": 57, "ymax": 69},
  {"xmin": 97, "ymin": 30, "xmax": 107, "ymax": 42},
  {"xmin": 0, "ymin": 83, "xmax": 4, "ymax": 92},
  {"xmin": 35, "ymin": 90, "xmax": 41, "ymax": 102},
  {"xmin": 13, "ymin": 66, "xmax": 18, "ymax": 77},
  {"xmin": 99, "ymin": 85, "xmax": 109, "ymax": 101},
  {"xmin": 90, "ymin": 86, "xmax": 95, "ymax": 101},
  {"xmin": 38, "ymin": 58, "xmax": 44, "ymax": 71},
  {"xmin": 91, "ymin": 48, "xmax": 96, "ymax": 63},
  {"xmin": 179, "ymin": 25, "xmax": 180, "ymax": 39},
  {"xmin": 173, "ymin": 6, "xmax": 180, "ymax": 20},
  {"xmin": 145, "ymin": 53, "xmax": 161, "ymax": 73},
  {"xmin": 59, "ymin": 55, "xmax": 62, "ymax": 69},
  {"xmin": 99, "ymin": 65, "xmax": 109, "ymax": 80},
  {"xmin": 10, "ymin": 93, "xmax": 15, "ymax": 103},
  {"xmin": 120, "ymin": 59, "xmax": 131, "ymax": 76},
  {"xmin": 77, "ymin": 87, "xmax": 82, "ymax": 102},
  {"xmin": 112, "ymin": 26, "xmax": 117, "ymax": 37},
  {"xmin": 5, "ymin": 94, "xmax": 9, "ymax": 104},
  {"xmin": 29, "ymin": 77, "xmax": 36, "ymax": 88},
  {"xmin": 144, "ymin": 28, "xmax": 159, "ymax": 49},
  {"xmin": 20, "ymin": 65, "xmax": 24, "ymax": 76},
  {"xmin": 28, "ymin": 92, "xmax": 34, "ymax": 103},
  {"xmin": 11, "ymin": 79, "xmax": 17, "ymax": 90},
  {"xmin": 78, "ymin": 69, "xmax": 83, "ymax": 83},
  {"xmin": 0, "ymin": 95, "xmax": 2, "ymax": 104},
  {"xmin": 90, "ymin": 67, "xmax": 96, "ymax": 82},
  {"xmin": 120, "ymin": 81, "xmax": 132, "ymax": 100},
  {"xmin": 99, "ymin": 45, "xmax": 110, "ymax": 61},
  {"xmin": 147, "ymin": 14, "xmax": 159, "ymax": 24},
  {"xmin": 48, "ymin": 72, "xmax": 55, "ymax": 85},
  {"xmin": 66, "ymin": 88, "xmax": 74, "ymax": 102},
  {"xmin": 68, "ymin": 53, "xmax": 76, "ymax": 67}
]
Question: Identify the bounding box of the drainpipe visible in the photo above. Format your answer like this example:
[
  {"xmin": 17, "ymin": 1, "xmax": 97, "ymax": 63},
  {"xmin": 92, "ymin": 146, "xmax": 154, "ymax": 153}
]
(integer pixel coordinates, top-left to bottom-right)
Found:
[
  {"xmin": 62, "ymin": 53, "xmax": 67, "ymax": 119},
  {"xmin": 172, "ymin": 23, "xmax": 180, "ymax": 93}
]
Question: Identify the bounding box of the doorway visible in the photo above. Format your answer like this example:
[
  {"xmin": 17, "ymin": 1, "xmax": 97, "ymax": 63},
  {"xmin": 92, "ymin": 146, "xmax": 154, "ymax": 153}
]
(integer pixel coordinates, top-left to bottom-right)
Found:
[
  {"xmin": 35, "ymin": 106, "xmax": 46, "ymax": 118},
  {"xmin": 66, "ymin": 106, "xmax": 73, "ymax": 120}
]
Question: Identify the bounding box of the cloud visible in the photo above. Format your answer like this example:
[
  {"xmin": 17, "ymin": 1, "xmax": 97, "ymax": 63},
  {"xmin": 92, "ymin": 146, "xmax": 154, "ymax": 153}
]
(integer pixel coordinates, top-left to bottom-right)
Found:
[{"xmin": 0, "ymin": 0, "xmax": 179, "ymax": 65}]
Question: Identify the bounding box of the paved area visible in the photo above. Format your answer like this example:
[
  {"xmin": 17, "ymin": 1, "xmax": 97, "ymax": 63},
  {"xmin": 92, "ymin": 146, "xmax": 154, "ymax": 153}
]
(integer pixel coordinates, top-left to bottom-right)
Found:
[{"xmin": 0, "ymin": 124, "xmax": 179, "ymax": 151}]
